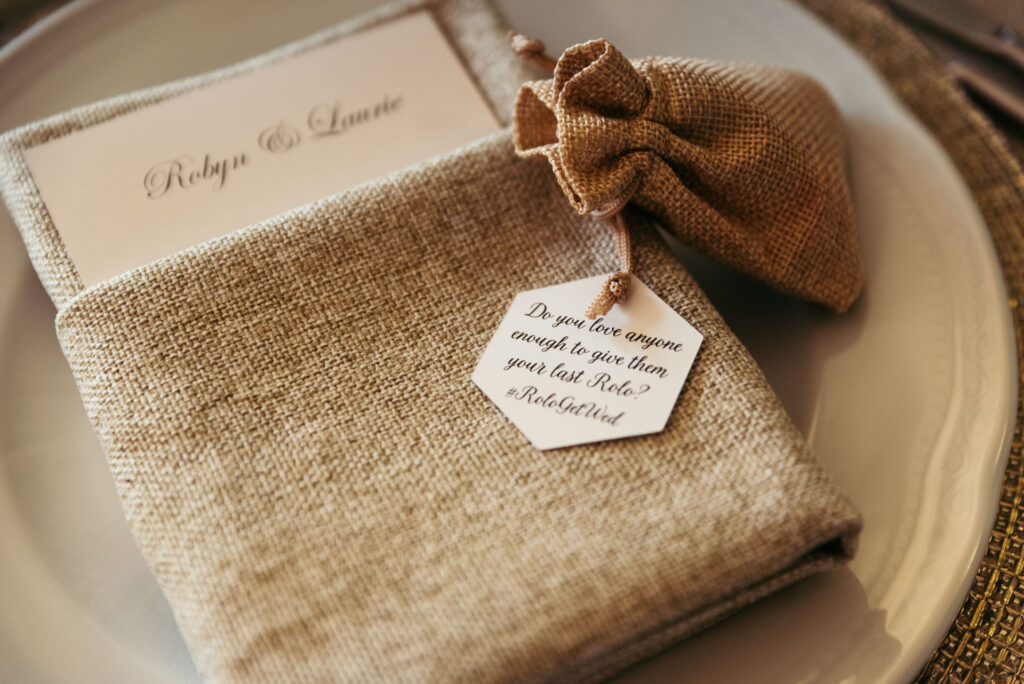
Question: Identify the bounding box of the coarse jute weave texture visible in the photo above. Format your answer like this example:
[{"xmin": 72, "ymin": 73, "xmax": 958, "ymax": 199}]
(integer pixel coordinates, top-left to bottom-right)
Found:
[
  {"xmin": 795, "ymin": 1, "xmax": 1024, "ymax": 682},
  {"xmin": 0, "ymin": 1, "xmax": 862, "ymax": 681},
  {"xmin": 53, "ymin": 130, "xmax": 859, "ymax": 683},
  {"xmin": 513, "ymin": 39, "xmax": 863, "ymax": 314}
]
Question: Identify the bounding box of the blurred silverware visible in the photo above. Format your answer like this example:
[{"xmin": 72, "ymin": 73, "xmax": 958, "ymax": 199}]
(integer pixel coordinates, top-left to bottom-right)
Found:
[
  {"xmin": 887, "ymin": 0, "xmax": 1024, "ymax": 73},
  {"xmin": 886, "ymin": 0, "xmax": 1024, "ymax": 125}
]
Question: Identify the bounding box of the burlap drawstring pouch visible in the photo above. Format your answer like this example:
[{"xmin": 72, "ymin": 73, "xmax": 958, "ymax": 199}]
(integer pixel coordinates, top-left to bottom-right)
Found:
[
  {"xmin": 0, "ymin": 2, "xmax": 861, "ymax": 681},
  {"xmin": 512, "ymin": 36, "xmax": 863, "ymax": 315}
]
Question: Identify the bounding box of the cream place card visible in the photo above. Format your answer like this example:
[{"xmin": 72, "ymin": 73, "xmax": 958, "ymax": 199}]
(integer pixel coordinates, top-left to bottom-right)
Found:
[
  {"xmin": 473, "ymin": 276, "xmax": 703, "ymax": 450},
  {"xmin": 22, "ymin": 10, "xmax": 501, "ymax": 287}
]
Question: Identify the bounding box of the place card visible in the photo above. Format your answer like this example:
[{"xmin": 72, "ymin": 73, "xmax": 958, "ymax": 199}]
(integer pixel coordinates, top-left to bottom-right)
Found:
[{"xmin": 22, "ymin": 10, "xmax": 501, "ymax": 286}]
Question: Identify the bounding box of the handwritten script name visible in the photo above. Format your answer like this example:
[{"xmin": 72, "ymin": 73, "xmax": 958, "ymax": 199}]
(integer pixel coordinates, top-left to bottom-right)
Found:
[
  {"xmin": 308, "ymin": 95, "xmax": 402, "ymax": 137},
  {"xmin": 144, "ymin": 153, "xmax": 248, "ymax": 199}
]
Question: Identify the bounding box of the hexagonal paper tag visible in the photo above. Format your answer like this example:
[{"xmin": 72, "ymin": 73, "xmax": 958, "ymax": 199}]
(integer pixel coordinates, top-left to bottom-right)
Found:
[{"xmin": 472, "ymin": 275, "xmax": 703, "ymax": 450}]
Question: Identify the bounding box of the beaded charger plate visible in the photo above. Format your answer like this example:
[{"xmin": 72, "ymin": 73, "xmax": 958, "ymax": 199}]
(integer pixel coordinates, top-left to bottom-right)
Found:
[{"xmin": 0, "ymin": 0, "xmax": 1015, "ymax": 682}]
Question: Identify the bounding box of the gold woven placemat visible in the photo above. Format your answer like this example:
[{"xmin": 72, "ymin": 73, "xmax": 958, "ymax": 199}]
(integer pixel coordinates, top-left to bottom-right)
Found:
[{"xmin": 797, "ymin": 1, "xmax": 1024, "ymax": 682}]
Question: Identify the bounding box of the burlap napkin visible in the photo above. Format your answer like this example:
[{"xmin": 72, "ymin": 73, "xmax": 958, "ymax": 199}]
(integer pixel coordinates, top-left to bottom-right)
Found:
[{"xmin": 0, "ymin": 1, "xmax": 861, "ymax": 681}]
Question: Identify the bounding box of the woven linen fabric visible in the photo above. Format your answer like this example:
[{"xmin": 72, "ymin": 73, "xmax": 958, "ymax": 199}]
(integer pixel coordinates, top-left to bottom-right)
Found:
[
  {"xmin": 514, "ymin": 39, "xmax": 864, "ymax": 314},
  {"xmin": 54, "ymin": 130, "xmax": 860, "ymax": 682}
]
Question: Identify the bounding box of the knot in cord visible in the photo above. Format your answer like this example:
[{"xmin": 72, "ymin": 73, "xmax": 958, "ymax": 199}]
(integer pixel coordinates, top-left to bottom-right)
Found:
[{"xmin": 508, "ymin": 31, "xmax": 558, "ymax": 73}]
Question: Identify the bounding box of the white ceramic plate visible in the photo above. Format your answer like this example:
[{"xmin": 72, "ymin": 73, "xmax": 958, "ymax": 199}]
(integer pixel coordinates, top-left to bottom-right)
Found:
[{"xmin": 0, "ymin": 0, "xmax": 1016, "ymax": 682}]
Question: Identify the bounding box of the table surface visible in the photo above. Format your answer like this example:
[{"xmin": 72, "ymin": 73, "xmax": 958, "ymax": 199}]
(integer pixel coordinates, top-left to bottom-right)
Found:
[{"xmin": 2, "ymin": 0, "xmax": 1023, "ymax": 682}]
